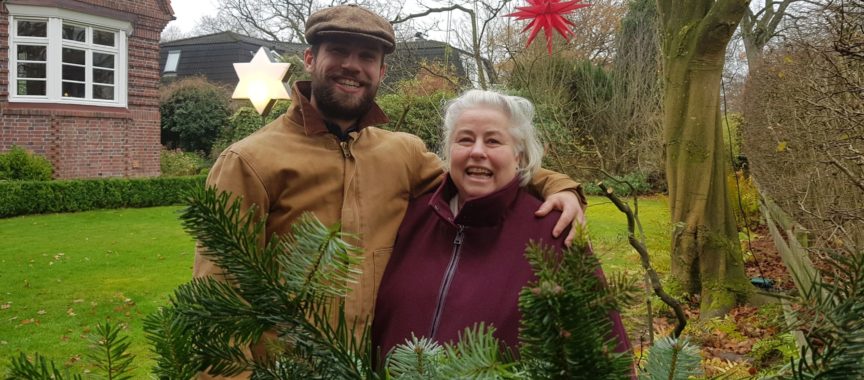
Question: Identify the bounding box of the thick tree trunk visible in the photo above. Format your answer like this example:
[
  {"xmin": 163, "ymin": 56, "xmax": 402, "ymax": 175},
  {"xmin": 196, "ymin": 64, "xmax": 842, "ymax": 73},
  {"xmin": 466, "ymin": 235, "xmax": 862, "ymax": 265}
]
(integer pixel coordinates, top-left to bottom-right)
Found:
[{"xmin": 658, "ymin": 0, "xmax": 752, "ymax": 318}]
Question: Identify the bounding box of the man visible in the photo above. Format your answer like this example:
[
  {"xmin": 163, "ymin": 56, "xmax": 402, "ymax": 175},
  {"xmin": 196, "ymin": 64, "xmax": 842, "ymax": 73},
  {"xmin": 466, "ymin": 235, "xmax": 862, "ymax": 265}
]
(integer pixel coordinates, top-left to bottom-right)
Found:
[{"xmin": 194, "ymin": 4, "xmax": 585, "ymax": 378}]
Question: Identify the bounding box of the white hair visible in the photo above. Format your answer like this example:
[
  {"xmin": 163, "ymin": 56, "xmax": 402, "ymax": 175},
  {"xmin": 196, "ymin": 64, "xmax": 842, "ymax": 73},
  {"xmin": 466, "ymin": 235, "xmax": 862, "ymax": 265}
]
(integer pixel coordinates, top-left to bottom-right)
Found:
[{"xmin": 441, "ymin": 89, "xmax": 543, "ymax": 186}]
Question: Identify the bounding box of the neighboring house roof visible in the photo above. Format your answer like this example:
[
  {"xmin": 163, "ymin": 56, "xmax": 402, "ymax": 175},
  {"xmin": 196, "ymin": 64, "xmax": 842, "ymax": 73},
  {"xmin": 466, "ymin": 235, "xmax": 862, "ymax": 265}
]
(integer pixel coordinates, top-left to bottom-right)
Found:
[
  {"xmin": 159, "ymin": 31, "xmax": 494, "ymax": 90},
  {"xmin": 160, "ymin": 31, "xmax": 306, "ymax": 84}
]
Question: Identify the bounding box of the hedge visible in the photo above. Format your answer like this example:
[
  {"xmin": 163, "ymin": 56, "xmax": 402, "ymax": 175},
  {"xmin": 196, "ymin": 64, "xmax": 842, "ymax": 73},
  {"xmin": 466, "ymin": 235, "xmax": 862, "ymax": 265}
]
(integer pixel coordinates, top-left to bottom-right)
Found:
[{"xmin": 0, "ymin": 175, "xmax": 206, "ymax": 217}]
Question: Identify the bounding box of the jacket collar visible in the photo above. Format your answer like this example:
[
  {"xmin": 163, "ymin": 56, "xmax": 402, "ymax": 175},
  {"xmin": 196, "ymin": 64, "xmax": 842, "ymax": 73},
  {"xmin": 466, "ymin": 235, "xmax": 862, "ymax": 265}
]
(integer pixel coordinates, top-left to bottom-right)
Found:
[
  {"xmin": 285, "ymin": 81, "xmax": 391, "ymax": 136},
  {"xmin": 429, "ymin": 174, "xmax": 522, "ymax": 228}
]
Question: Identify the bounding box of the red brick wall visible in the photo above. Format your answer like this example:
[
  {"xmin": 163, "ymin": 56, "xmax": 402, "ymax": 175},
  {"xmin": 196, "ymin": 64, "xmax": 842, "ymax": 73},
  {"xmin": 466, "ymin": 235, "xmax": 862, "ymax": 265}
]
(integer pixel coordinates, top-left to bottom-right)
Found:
[{"xmin": 0, "ymin": 0, "xmax": 172, "ymax": 179}]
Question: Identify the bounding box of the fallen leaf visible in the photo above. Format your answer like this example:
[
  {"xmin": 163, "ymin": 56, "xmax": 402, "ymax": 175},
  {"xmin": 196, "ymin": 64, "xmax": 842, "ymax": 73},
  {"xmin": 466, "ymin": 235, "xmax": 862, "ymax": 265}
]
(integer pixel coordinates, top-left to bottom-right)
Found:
[
  {"xmin": 1, "ymin": 302, "xmax": 10, "ymax": 310},
  {"xmin": 73, "ymin": 299, "xmax": 84, "ymax": 304},
  {"xmin": 65, "ymin": 355, "xmax": 81, "ymax": 366},
  {"xmin": 67, "ymin": 308, "xmax": 76, "ymax": 316},
  {"xmin": 37, "ymin": 310, "xmax": 46, "ymax": 315}
]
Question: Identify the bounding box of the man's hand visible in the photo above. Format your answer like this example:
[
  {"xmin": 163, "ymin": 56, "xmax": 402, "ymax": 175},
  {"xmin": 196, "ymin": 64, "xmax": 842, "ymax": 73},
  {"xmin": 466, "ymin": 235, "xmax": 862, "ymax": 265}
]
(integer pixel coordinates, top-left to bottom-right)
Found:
[{"xmin": 535, "ymin": 191, "xmax": 586, "ymax": 247}]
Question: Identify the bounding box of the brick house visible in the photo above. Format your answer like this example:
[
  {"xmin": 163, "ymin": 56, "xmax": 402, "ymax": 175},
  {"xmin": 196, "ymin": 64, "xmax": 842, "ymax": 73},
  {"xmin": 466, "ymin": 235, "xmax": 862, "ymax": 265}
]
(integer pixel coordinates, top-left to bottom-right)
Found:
[{"xmin": 1, "ymin": 0, "xmax": 173, "ymax": 179}]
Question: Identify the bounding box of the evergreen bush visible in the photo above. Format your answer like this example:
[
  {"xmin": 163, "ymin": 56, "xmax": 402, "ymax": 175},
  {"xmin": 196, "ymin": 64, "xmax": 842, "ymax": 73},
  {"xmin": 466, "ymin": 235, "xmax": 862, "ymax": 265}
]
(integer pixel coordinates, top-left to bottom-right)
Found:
[
  {"xmin": 0, "ymin": 145, "xmax": 53, "ymax": 181},
  {"xmin": 160, "ymin": 77, "xmax": 231, "ymax": 155},
  {"xmin": 0, "ymin": 175, "xmax": 205, "ymax": 217},
  {"xmin": 209, "ymin": 101, "xmax": 291, "ymax": 159},
  {"xmin": 583, "ymin": 171, "xmax": 654, "ymax": 196},
  {"xmin": 377, "ymin": 91, "xmax": 453, "ymax": 154},
  {"xmin": 161, "ymin": 149, "xmax": 207, "ymax": 176}
]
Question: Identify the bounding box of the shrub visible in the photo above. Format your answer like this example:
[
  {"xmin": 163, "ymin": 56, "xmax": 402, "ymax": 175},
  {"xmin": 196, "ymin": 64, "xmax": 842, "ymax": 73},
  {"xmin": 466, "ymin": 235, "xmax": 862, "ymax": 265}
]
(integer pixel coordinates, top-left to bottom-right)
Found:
[
  {"xmin": 209, "ymin": 101, "xmax": 291, "ymax": 159},
  {"xmin": 161, "ymin": 149, "xmax": 206, "ymax": 176},
  {"xmin": 0, "ymin": 146, "xmax": 53, "ymax": 181},
  {"xmin": 377, "ymin": 90, "xmax": 453, "ymax": 153},
  {"xmin": 0, "ymin": 175, "xmax": 205, "ymax": 217},
  {"xmin": 160, "ymin": 77, "xmax": 231, "ymax": 155},
  {"xmin": 582, "ymin": 171, "xmax": 654, "ymax": 196}
]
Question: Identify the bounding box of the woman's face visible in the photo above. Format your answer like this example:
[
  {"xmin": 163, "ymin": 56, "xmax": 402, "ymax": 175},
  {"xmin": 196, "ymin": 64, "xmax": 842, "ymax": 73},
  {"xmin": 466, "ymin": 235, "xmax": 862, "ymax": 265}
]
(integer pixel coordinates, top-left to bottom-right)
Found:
[{"xmin": 449, "ymin": 107, "xmax": 520, "ymax": 204}]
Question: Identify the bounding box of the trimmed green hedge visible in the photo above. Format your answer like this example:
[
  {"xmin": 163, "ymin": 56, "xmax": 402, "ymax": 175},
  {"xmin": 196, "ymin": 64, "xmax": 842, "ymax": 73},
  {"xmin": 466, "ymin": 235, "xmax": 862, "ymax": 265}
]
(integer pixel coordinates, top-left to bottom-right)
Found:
[{"xmin": 0, "ymin": 175, "xmax": 206, "ymax": 217}]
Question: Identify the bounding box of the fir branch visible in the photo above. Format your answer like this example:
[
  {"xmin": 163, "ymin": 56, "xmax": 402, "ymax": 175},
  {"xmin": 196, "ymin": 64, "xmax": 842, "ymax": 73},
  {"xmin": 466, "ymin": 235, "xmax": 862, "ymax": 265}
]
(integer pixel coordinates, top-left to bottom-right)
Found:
[
  {"xmin": 280, "ymin": 214, "xmax": 363, "ymax": 300},
  {"xmin": 518, "ymin": 242, "xmax": 634, "ymax": 379},
  {"xmin": 180, "ymin": 186, "xmax": 290, "ymax": 306},
  {"xmin": 171, "ymin": 277, "xmax": 273, "ymax": 344},
  {"xmin": 300, "ymin": 301, "xmax": 375, "ymax": 379},
  {"xmin": 87, "ymin": 320, "xmax": 136, "ymax": 380},
  {"xmin": 792, "ymin": 251, "xmax": 864, "ymax": 379},
  {"xmin": 144, "ymin": 306, "xmax": 201, "ymax": 380},
  {"xmin": 5, "ymin": 352, "xmax": 83, "ymax": 380},
  {"xmin": 385, "ymin": 335, "xmax": 445, "ymax": 379},
  {"xmin": 639, "ymin": 337, "xmax": 701, "ymax": 380},
  {"xmin": 439, "ymin": 323, "xmax": 516, "ymax": 379}
]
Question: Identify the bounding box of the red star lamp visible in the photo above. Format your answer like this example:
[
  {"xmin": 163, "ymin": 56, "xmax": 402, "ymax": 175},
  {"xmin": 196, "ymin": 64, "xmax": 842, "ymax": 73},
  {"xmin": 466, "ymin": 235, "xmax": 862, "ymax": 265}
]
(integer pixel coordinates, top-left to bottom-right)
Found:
[{"xmin": 507, "ymin": 0, "xmax": 591, "ymax": 54}]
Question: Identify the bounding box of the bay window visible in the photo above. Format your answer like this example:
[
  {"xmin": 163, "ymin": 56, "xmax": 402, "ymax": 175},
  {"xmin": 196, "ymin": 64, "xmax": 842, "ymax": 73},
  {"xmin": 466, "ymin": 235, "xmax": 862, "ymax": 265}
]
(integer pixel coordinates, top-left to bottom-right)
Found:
[{"xmin": 7, "ymin": 5, "xmax": 130, "ymax": 107}]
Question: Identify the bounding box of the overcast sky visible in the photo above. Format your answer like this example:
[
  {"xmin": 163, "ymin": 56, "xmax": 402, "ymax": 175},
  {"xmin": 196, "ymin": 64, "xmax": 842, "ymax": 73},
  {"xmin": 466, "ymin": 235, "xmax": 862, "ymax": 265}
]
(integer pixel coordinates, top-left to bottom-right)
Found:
[
  {"xmin": 168, "ymin": 0, "xmax": 218, "ymax": 34},
  {"xmin": 167, "ymin": 0, "xmax": 459, "ymax": 43}
]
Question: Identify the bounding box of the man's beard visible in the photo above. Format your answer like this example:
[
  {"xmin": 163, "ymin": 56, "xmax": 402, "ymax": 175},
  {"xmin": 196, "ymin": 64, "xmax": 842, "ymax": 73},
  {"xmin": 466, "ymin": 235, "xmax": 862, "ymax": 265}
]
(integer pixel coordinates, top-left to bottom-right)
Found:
[{"xmin": 311, "ymin": 73, "xmax": 378, "ymax": 121}]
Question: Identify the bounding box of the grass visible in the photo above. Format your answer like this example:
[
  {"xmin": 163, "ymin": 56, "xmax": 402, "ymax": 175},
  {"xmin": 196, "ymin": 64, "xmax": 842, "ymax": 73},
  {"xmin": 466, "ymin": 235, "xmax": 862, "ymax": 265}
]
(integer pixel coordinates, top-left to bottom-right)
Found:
[
  {"xmin": 586, "ymin": 195, "xmax": 672, "ymax": 276},
  {"xmin": 0, "ymin": 206, "xmax": 194, "ymax": 377},
  {"xmin": 0, "ymin": 196, "xmax": 671, "ymax": 377}
]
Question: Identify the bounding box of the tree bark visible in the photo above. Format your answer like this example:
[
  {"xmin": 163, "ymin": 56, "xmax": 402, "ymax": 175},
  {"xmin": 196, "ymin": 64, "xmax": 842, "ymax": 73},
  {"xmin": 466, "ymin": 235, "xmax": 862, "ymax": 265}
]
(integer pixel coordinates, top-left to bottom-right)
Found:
[{"xmin": 657, "ymin": 0, "xmax": 752, "ymax": 318}]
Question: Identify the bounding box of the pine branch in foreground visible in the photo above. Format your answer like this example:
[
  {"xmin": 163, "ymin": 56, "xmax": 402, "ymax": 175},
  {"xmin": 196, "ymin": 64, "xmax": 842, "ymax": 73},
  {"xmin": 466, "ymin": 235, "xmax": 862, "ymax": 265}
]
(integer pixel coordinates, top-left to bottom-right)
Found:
[
  {"xmin": 5, "ymin": 353, "xmax": 83, "ymax": 380},
  {"xmin": 86, "ymin": 320, "xmax": 136, "ymax": 380},
  {"xmin": 517, "ymin": 239, "xmax": 635, "ymax": 379},
  {"xmin": 792, "ymin": 250, "xmax": 864, "ymax": 380},
  {"xmin": 639, "ymin": 337, "xmax": 702, "ymax": 380},
  {"xmin": 149, "ymin": 186, "xmax": 368, "ymax": 379},
  {"xmin": 143, "ymin": 307, "xmax": 200, "ymax": 380}
]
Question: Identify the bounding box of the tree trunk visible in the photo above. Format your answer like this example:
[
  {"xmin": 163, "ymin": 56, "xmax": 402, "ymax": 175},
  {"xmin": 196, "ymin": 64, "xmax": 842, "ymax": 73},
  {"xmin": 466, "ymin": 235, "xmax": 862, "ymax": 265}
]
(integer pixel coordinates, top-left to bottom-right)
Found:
[{"xmin": 657, "ymin": 0, "xmax": 752, "ymax": 318}]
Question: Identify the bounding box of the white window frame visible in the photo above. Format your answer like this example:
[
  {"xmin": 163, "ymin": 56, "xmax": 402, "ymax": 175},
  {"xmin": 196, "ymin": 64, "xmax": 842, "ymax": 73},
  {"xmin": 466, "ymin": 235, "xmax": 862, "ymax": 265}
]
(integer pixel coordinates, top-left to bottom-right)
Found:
[
  {"xmin": 164, "ymin": 49, "xmax": 181, "ymax": 74},
  {"xmin": 7, "ymin": 4, "xmax": 131, "ymax": 107}
]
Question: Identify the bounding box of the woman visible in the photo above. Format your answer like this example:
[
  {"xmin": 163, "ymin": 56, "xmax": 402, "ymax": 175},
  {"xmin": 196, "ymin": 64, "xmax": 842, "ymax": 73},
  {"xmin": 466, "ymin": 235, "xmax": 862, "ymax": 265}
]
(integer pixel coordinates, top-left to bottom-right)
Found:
[{"xmin": 371, "ymin": 89, "xmax": 630, "ymax": 357}]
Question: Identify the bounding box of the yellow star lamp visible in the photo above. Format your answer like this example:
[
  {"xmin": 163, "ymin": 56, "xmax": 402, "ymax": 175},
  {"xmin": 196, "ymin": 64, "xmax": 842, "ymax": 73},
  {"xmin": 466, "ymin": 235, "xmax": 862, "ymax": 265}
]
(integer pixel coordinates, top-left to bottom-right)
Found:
[{"xmin": 232, "ymin": 47, "xmax": 292, "ymax": 116}]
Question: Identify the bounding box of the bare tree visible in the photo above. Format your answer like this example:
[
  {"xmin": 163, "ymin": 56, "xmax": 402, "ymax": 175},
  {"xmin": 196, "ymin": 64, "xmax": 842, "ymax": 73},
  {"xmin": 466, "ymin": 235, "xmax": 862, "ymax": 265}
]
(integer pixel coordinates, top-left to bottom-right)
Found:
[
  {"xmin": 739, "ymin": 0, "xmax": 801, "ymax": 70},
  {"xmin": 742, "ymin": 0, "xmax": 864, "ymax": 250},
  {"xmin": 161, "ymin": 23, "xmax": 193, "ymax": 42},
  {"xmin": 201, "ymin": 0, "xmax": 404, "ymax": 43}
]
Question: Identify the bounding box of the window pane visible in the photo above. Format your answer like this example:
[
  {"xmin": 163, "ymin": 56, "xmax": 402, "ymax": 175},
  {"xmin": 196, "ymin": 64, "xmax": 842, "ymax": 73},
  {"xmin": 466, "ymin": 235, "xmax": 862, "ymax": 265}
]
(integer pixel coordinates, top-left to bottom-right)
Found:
[
  {"xmin": 93, "ymin": 85, "xmax": 115, "ymax": 100},
  {"xmin": 18, "ymin": 80, "xmax": 47, "ymax": 96},
  {"xmin": 62, "ymin": 65, "xmax": 86, "ymax": 82},
  {"xmin": 62, "ymin": 48, "xmax": 86, "ymax": 65},
  {"xmin": 17, "ymin": 63, "xmax": 46, "ymax": 79},
  {"xmin": 94, "ymin": 30, "xmax": 115, "ymax": 46},
  {"xmin": 164, "ymin": 51, "xmax": 181, "ymax": 72},
  {"xmin": 17, "ymin": 45, "xmax": 46, "ymax": 61},
  {"xmin": 17, "ymin": 20, "xmax": 47, "ymax": 37},
  {"xmin": 93, "ymin": 68, "xmax": 114, "ymax": 84},
  {"xmin": 62, "ymin": 82, "xmax": 86, "ymax": 98},
  {"xmin": 62, "ymin": 24, "xmax": 86, "ymax": 42},
  {"xmin": 93, "ymin": 53, "xmax": 115, "ymax": 68}
]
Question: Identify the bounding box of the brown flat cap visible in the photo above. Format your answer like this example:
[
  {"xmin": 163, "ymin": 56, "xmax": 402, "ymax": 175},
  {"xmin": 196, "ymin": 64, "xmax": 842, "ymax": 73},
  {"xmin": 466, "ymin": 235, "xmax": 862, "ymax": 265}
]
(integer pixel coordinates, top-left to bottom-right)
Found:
[{"xmin": 305, "ymin": 5, "xmax": 395, "ymax": 54}]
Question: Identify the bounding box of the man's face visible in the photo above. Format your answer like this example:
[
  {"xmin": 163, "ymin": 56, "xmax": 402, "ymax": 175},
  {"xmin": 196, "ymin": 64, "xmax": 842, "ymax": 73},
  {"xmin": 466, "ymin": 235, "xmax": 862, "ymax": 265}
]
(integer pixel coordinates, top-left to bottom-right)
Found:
[{"xmin": 304, "ymin": 38, "xmax": 387, "ymax": 122}]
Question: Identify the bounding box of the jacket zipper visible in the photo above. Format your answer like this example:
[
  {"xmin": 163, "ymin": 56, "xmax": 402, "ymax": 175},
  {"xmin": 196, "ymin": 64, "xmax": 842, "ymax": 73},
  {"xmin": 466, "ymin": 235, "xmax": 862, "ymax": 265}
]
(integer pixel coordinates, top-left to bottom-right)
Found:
[
  {"xmin": 339, "ymin": 141, "xmax": 352, "ymax": 159},
  {"xmin": 429, "ymin": 224, "xmax": 465, "ymax": 339}
]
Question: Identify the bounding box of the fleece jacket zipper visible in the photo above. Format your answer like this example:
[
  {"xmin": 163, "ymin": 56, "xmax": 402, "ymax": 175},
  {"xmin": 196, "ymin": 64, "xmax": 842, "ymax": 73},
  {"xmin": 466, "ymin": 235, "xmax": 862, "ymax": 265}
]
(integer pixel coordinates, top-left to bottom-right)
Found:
[{"xmin": 429, "ymin": 224, "xmax": 465, "ymax": 339}]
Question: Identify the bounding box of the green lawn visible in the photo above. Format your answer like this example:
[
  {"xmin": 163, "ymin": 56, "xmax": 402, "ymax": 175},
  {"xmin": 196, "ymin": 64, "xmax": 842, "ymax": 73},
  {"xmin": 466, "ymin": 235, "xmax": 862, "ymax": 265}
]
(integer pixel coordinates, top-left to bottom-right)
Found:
[
  {"xmin": 0, "ymin": 206, "xmax": 195, "ymax": 377},
  {"xmin": 0, "ymin": 196, "xmax": 670, "ymax": 377},
  {"xmin": 586, "ymin": 195, "xmax": 672, "ymax": 275}
]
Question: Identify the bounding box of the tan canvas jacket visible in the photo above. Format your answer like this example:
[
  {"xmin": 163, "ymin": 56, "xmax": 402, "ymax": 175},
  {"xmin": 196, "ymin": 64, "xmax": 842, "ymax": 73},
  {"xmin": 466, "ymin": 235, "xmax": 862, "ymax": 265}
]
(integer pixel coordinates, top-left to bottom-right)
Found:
[{"xmin": 193, "ymin": 81, "xmax": 582, "ymax": 379}]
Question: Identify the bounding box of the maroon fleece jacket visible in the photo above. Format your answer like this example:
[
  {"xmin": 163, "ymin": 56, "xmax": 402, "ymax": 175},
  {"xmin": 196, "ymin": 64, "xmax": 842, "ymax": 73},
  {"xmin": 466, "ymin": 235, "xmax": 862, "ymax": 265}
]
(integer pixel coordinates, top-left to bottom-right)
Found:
[{"xmin": 371, "ymin": 175, "xmax": 632, "ymax": 358}]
